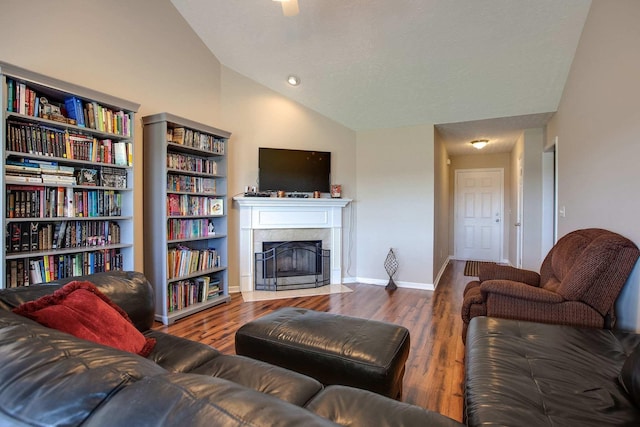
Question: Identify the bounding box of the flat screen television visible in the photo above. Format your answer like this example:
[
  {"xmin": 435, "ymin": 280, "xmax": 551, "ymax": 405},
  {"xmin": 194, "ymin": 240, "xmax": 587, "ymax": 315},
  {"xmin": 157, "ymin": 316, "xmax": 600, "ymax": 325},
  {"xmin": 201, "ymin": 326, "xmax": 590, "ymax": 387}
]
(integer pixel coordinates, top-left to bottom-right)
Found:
[{"xmin": 259, "ymin": 148, "xmax": 331, "ymax": 193}]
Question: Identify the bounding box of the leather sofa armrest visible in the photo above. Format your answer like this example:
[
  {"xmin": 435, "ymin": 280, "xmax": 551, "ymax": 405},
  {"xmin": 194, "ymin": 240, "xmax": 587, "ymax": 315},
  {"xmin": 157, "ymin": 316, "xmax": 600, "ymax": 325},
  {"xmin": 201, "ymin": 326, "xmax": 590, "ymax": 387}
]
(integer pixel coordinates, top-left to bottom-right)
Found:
[
  {"xmin": 481, "ymin": 280, "xmax": 564, "ymax": 303},
  {"xmin": 479, "ymin": 264, "xmax": 540, "ymax": 286}
]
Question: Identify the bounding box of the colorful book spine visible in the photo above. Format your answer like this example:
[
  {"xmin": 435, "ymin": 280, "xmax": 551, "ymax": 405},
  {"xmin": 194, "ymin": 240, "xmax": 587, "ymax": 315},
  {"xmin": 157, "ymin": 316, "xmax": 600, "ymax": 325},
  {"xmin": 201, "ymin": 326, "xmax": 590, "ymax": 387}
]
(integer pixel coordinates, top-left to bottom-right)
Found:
[{"xmin": 7, "ymin": 78, "xmax": 14, "ymax": 112}]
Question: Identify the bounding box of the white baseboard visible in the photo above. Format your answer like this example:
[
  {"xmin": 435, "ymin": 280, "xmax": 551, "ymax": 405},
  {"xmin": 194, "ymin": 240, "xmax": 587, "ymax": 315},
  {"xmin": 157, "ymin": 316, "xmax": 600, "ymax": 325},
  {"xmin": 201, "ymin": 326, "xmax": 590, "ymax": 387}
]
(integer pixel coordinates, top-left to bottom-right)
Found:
[
  {"xmin": 355, "ymin": 277, "xmax": 434, "ymax": 291},
  {"xmin": 230, "ymin": 277, "xmax": 434, "ymax": 294}
]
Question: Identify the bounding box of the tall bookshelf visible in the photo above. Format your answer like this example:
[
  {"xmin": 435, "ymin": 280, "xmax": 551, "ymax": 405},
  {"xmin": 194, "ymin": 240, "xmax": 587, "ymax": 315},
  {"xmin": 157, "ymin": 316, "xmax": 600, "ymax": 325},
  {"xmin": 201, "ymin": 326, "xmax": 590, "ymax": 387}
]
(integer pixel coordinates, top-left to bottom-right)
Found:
[
  {"xmin": 142, "ymin": 113, "xmax": 231, "ymax": 325},
  {"xmin": 1, "ymin": 62, "xmax": 139, "ymax": 289}
]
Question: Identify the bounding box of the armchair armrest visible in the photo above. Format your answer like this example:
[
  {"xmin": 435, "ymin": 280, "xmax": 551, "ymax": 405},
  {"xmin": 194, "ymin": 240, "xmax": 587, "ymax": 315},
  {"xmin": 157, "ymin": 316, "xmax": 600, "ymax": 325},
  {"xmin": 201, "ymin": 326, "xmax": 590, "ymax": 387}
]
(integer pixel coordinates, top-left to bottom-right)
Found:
[
  {"xmin": 480, "ymin": 280, "xmax": 565, "ymax": 303},
  {"xmin": 479, "ymin": 264, "xmax": 540, "ymax": 286}
]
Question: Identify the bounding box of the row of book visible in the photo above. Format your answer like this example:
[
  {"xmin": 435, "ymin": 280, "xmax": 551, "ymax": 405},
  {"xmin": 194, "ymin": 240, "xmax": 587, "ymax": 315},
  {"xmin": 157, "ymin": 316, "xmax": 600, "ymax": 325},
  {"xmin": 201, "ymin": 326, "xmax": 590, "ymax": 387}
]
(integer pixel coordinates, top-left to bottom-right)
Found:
[
  {"xmin": 6, "ymin": 186, "xmax": 123, "ymax": 219},
  {"xmin": 5, "ymin": 250, "xmax": 124, "ymax": 287},
  {"xmin": 6, "ymin": 162, "xmax": 127, "ymax": 189},
  {"xmin": 168, "ymin": 218, "xmax": 216, "ymax": 241},
  {"xmin": 167, "ymin": 127, "xmax": 225, "ymax": 154},
  {"xmin": 7, "ymin": 79, "xmax": 132, "ymax": 136},
  {"xmin": 168, "ymin": 276, "xmax": 222, "ymax": 312},
  {"xmin": 6, "ymin": 120, "xmax": 132, "ymax": 165},
  {"xmin": 167, "ymin": 246, "xmax": 221, "ymax": 279},
  {"xmin": 167, "ymin": 174, "xmax": 217, "ymax": 194},
  {"xmin": 167, "ymin": 152, "xmax": 218, "ymax": 175},
  {"xmin": 167, "ymin": 194, "xmax": 223, "ymax": 217},
  {"xmin": 6, "ymin": 220, "xmax": 121, "ymax": 254}
]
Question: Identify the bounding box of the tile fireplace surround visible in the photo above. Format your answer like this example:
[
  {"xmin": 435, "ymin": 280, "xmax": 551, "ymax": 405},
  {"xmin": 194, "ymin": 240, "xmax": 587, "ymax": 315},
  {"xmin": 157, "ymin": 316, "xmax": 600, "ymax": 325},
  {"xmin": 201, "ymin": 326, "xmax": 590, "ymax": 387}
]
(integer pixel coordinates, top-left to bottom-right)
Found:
[{"xmin": 233, "ymin": 196, "xmax": 351, "ymax": 293}]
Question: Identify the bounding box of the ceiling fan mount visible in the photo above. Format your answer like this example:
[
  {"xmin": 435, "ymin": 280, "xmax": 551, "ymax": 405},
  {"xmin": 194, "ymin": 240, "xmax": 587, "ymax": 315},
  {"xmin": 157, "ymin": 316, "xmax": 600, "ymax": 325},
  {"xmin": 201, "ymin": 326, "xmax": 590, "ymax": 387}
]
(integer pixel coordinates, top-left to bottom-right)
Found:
[{"xmin": 273, "ymin": 0, "xmax": 299, "ymax": 17}]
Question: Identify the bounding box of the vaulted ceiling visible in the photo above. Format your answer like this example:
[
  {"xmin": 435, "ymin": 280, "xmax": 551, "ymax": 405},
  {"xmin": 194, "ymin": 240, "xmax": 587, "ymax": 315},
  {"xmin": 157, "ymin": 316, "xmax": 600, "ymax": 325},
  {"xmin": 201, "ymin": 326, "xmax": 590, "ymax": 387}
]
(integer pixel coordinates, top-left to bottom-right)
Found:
[{"xmin": 170, "ymin": 0, "xmax": 592, "ymax": 155}]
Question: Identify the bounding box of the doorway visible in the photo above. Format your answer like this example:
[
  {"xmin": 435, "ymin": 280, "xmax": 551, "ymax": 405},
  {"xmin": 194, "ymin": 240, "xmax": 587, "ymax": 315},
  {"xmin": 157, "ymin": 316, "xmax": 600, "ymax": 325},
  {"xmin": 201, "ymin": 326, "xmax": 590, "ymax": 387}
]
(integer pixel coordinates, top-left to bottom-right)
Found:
[
  {"xmin": 454, "ymin": 168, "xmax": 504, "ymax": 262},
  {"xmin": 516, "ymin": 156, "xmax": 523, "ymax": 268}
]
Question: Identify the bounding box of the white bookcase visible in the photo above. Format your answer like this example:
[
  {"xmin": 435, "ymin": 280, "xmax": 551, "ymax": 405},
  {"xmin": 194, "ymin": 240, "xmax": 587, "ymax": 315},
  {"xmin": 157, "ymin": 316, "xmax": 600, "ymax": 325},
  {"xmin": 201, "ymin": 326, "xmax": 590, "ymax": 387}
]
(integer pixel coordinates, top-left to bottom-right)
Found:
[
  {"xmin": 142, "ymin": 112, "xmax": 231, "ymax": 325},
  {"xmin": 1, "ymin": 62, "xmax": 138, "ymax": 289}
]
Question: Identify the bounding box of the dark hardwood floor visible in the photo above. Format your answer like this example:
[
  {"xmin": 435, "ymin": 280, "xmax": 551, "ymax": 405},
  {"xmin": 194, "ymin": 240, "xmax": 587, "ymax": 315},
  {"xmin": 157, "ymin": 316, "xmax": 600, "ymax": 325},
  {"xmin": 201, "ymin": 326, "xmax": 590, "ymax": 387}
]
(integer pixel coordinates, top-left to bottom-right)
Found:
[{"xmin": 153, "ymin": 259, "xmax": 468, "ymax": 422}]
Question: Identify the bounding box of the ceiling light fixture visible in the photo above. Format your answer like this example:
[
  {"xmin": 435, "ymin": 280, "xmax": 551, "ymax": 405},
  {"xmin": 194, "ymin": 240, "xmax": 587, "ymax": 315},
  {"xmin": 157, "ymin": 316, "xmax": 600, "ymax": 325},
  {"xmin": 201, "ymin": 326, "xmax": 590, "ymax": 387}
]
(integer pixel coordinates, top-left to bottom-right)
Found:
[
  {"xmin": 287, "ymin": 75, "xmax": 301, "ymax": 86},
  {"xmin": 273, "ymin": 0, "xmax": 299, "ymax": 17},
  {"xmin": 470, "ymin": 139, "xmax": 489, "ymax": 150}
]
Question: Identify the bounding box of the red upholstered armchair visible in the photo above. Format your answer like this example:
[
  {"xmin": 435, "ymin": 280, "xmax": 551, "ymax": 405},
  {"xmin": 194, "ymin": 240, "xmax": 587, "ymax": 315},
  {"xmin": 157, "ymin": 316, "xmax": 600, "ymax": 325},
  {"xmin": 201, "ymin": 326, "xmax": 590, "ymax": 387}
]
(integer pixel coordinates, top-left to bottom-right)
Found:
[{"xmin": 461, "ymin": 228, "xmax": 640, "ymax": 342}]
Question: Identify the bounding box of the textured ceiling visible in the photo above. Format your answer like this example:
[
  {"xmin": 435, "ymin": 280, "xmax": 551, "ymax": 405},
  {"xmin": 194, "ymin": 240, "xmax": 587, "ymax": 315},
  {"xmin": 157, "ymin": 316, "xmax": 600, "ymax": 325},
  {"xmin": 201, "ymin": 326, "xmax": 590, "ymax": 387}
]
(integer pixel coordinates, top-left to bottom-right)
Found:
[{"xmin": 170, "ymin": 0, "xmax": 591, "ymax": 155}]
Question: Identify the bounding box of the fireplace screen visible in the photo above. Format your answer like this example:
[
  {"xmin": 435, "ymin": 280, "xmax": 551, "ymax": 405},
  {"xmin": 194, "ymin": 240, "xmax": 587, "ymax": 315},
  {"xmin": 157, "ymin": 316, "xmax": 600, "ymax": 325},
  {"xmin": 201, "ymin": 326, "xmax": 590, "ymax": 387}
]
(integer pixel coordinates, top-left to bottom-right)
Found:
[{"xmin": 255, "ymin": 240, "xmax": 330, "ymax": 291}]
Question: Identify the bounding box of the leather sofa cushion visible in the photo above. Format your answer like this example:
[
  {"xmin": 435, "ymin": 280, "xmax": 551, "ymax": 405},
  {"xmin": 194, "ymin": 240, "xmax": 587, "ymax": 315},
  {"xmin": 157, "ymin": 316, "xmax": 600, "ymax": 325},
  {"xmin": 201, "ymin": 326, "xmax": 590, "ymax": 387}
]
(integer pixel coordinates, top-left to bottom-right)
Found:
[
  {"xmin": 145, "ymin": 330, "xmax": 221, "ymax": 372},
  {"xmin": 620, "ymin": 344, "xmax": 640, "ymax": 408},
  {"xmin": 191, "ymin": 354, "xmax": 323, "ymax": 406},
  {"xmin": 0, "ymin": 310, "xmax": 166, "ymax": 427},
  {"xmin": 83, "ymin": 373, "xmax": 340, "ymax": 427},
  {"xmin": 465, "ymin": 316, "xmax": 640, "ymax": 426},
  {"xmin": 307, "ymin": 385, "xmax": 465, "ymax": 427}
]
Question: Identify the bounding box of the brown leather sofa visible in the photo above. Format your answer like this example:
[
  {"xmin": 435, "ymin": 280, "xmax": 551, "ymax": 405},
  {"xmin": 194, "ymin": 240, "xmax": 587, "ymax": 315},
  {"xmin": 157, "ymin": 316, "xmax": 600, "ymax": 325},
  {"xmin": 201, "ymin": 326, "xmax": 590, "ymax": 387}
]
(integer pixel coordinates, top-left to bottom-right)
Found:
[
  {"xmin": 464, "ymin": 316, "xmax": 640, "ymax": 426},
  {"xmin": 461, "ymin": 228, "xmax": 640, "ymax": 342},
  {"xmin": 0, "ymin": 271, "xmax": 463, "ymax": 427}
]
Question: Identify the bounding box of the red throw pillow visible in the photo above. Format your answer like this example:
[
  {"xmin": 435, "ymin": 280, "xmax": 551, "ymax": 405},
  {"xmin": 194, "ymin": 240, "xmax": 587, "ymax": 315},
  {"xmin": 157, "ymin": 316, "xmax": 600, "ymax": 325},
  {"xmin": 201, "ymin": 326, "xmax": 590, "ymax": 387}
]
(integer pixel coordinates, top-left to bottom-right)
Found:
[{"xmin": 13, "ymin": 280, "xmax": 155, "ymax": 357}]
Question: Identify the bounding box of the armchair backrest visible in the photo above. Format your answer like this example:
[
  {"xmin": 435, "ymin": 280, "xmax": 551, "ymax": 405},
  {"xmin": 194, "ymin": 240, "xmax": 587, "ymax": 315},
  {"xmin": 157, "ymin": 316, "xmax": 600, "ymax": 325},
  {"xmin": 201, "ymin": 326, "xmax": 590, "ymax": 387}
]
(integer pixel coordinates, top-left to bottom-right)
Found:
[{"xmin": 539, "ymin": 228, "xmax": 639, "ymax": 316}]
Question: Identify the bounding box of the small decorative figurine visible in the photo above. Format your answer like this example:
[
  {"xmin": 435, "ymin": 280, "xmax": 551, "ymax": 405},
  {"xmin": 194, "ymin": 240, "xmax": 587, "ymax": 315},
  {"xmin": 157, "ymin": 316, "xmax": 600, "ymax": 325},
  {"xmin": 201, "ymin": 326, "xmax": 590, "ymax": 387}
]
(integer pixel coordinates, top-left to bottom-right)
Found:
[{"xmin": 384, "ymin": 248, "xmax": 398, "ymax": 291}]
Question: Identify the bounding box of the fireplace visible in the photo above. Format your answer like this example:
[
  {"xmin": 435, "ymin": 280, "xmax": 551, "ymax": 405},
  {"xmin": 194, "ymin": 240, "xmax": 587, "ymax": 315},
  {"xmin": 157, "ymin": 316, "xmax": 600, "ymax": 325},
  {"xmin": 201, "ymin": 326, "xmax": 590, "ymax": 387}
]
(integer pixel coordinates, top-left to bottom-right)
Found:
[
  {"xmin": 233, "ymin": 196, "xmax": 351, "ymax": 293},
  {"xmin": 255, "ymin": 240, "xmax": 330, "ymax": 291}
]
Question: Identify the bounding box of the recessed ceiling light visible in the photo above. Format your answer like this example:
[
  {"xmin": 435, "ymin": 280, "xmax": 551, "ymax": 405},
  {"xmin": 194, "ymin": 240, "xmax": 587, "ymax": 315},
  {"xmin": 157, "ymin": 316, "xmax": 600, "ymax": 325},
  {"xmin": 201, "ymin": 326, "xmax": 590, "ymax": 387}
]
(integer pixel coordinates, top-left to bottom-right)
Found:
[
  {"xmin": 287, "ymin": 75, "xmax": 301, "ymax": 86},
  {"xmin": 470, "ymin": 139, "xmax": 489, "ymax": 150}
]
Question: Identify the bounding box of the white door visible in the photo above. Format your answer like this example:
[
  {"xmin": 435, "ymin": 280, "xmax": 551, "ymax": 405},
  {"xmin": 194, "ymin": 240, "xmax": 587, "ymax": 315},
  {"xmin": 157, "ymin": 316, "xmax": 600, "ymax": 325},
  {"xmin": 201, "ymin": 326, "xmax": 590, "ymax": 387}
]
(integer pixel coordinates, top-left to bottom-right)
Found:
[{"xmin": 454, "ymin": 169, "xmax": 503, "ymax": 262}]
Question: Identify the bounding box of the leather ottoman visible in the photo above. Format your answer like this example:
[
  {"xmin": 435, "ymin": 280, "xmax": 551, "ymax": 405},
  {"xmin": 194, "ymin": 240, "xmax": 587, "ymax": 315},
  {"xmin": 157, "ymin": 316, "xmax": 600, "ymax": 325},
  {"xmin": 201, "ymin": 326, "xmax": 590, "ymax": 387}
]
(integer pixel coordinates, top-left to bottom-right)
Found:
[{"xmin": 235, "ymin": 307, "xmax": 410, "ymax": 398}]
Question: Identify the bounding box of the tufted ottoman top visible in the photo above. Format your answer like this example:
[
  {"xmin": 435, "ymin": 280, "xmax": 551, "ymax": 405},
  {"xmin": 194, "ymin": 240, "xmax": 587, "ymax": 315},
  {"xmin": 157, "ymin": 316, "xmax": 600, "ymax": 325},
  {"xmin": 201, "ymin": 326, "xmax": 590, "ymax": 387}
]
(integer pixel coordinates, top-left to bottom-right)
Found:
[{"xmin": 235, "ymin": 307, "xmax": 410, "ymax": 398}]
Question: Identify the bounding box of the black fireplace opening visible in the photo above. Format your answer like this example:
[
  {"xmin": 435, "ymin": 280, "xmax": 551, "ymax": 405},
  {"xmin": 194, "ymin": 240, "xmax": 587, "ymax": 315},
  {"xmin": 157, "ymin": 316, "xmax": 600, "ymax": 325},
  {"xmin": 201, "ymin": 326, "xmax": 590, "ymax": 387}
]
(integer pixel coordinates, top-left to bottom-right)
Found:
[{"xmin": 255, "ymin": 240, "xmax": 330, "ymax": 291}]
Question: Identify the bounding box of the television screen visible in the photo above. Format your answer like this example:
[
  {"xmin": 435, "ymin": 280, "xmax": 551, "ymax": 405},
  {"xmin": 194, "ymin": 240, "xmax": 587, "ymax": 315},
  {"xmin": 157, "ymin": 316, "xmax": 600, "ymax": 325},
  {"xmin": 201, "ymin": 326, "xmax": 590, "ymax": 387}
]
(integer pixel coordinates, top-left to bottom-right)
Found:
[{"xmin": 259, "ymin": 148, "xmax": 331, "ymax": 193}]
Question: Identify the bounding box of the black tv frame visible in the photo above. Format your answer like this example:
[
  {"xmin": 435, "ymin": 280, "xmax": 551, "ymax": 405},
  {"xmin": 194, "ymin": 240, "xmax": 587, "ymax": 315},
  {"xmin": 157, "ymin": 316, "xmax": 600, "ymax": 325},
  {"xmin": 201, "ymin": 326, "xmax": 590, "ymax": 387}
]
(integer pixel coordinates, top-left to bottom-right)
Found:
[{"xmin": 258, "ymin": 148, "xmax": 331, "ymax": 193}]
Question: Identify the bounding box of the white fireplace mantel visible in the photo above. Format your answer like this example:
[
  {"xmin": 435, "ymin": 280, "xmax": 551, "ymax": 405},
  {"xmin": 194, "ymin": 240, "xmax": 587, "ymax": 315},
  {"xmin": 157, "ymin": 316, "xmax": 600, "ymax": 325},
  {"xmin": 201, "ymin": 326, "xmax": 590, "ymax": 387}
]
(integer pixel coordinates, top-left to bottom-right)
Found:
[{"xmin": 233, "ymin": 196, "xmax": 351, "ymax": 293}]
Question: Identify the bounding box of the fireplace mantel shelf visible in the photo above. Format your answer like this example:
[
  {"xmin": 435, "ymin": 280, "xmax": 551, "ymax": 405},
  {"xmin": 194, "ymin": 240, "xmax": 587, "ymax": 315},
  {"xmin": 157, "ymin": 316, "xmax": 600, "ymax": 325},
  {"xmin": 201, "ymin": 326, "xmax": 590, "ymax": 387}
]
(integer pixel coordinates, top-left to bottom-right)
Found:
[{"xmin": 233, "ymin": 196, "xmax": 351, "ymax": 208}]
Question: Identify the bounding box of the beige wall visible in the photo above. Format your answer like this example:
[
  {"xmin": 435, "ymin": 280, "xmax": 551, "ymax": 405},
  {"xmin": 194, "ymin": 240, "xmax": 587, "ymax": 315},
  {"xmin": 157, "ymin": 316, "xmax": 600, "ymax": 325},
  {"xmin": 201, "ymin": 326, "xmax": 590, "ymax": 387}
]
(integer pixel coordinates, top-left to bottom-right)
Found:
[
  {"xmin": 547, "ymin": 0, "xmax": 640, "ymax": 330},
  {"xmin": 219, "ymin": 67, "xmax": 357, "ymax": 289},
  {"xmin": 449, "ymin": 152, "xmax": 512, "ymax": 263},
  {"xmin": 356, "ymin": 125, "xmax": 435, "ymax": 287},
  {"xmin": 433, "ymin": 128, "xmax": 450, "ymax": 285},
  {"xmin": 0, "ymin": 0, "xmax": 224, "ymax": 272},
  {"xmin": 521, "ymin": 128, "xmax": 545, "ymax": 270}
]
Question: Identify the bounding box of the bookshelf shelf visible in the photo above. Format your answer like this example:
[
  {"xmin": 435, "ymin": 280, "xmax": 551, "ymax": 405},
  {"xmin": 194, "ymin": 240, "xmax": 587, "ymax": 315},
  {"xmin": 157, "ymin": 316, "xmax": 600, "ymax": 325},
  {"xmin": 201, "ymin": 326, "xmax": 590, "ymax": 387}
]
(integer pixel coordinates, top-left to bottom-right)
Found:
[
  {"xmin": 168, "ymin": 234, "xmax": 227, "ymax": 245},
  {"xmin": 167, "ymin": 266, "xmax": 227, "ymax": 284},
  {"xmin": 1, "ymin": 62, "xmax": 139, "ymax": 288},
  {"xmin": 5, "ymin": 243, "xmax": 133, "ymax": 260},
  {"xmin": 6, "ymin": 112, "xmax": 130, "ymax": 140},
  {"xmin": 4, "ymin": 216, "xmax": 133, "ymax": 223},
  {"xmin": 142, "ymin": 112, "xmax": 231, "ymax": 325}
]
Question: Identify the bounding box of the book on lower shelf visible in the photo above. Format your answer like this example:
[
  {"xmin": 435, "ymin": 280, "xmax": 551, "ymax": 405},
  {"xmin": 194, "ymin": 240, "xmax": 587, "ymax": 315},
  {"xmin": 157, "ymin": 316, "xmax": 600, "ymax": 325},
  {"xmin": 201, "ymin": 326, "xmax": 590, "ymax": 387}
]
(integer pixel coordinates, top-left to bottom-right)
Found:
[{"xmin": 167, "ymin": 275, "xmax": 222, "ymax": 312}]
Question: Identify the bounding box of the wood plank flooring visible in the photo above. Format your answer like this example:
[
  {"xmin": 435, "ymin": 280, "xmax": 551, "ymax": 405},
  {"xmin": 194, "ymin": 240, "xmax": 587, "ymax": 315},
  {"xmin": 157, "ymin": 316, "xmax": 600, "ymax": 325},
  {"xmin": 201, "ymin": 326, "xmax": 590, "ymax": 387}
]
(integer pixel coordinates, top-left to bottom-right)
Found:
[{"xmin": 152, "ymin": 259, "xmax": 468, "ymax": 422}]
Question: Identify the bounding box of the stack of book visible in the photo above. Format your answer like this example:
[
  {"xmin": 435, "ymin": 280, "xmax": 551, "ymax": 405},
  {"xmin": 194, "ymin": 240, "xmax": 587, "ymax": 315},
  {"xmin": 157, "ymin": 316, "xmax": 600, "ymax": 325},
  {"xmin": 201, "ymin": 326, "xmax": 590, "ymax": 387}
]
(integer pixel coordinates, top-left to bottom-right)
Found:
[
  {"xmin": 5, "ymin": 160, "xmax": 42, "ymax": 184},
  {"xmin": 39, "ymin": 162, "xmax": 76, "ymax": 185}
]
